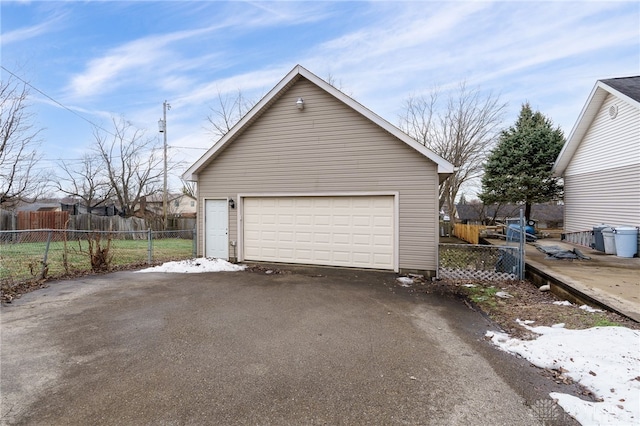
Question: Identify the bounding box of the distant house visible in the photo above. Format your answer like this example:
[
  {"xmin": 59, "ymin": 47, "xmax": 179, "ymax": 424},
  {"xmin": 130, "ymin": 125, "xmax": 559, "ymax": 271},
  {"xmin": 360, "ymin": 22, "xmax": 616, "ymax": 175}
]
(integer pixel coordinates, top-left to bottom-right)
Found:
[
  {"xmin": 137, "ymin": 193, "xmax": 197, "ymax": 218},
  {"xmin": 61, "ymin": 202, "xmax": 119, "ymax": 216},
  {"xmin": 14, "ymin": 200, "xmax": 62, "ymax": 213},
  {"xmin": 552, "ymin": 76, "xmax": 640, "ymax": 232},
  {"xmin": 170, "ymin": 194, "xmax": 197, "ymax": 217},
  {"xmin": 183, "ymin": 65, "xmax": 454, "ymax": 275},
  {"xmin": 456, "ymin": 203, "xmax": 564, "ymax": 228}
]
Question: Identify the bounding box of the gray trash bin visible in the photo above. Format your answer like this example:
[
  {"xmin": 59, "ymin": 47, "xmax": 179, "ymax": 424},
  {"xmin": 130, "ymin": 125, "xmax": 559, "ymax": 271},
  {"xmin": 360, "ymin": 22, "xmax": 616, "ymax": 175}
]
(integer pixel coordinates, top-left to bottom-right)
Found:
[
  {"xmin": 602, "ymin": 227, "xmax": 616, "ymax": 255},
  {"xmin": 613, "ymin": 226, "xmax": 638, "ymax": 258},
  {"xmin": 592, "ymin": 224, "xmax": 610, "ymax": 252}
]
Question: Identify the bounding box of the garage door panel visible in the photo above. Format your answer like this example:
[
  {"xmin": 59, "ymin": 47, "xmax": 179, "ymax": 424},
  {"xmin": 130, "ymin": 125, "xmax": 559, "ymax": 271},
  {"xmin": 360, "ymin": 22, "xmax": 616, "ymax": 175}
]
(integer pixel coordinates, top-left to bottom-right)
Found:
[
  {"xmin": 333, "ymin": 233, "xmax": 351, "ymax": 245},
  {"xmin": 260, "ymin": 231, "xmax": 276, "ymax": 242},
  {"xmin": 315, "ymin": 250, "xmax": 331, "ymax": 261},
  {"xmin": 353, "ymin": 216, "xmax": 371, "ymax": 226},
  {"xmin": 278, "ymin": 231, "xmax": 294, "ymax": 242},
  {"xmin": 314, "ymin": 233, "xmax": 331, "ymax": 244},
  {"xmin": 374, "ymin": 254, "xmax": 393, "ymax": 265},
  {"xmin": 353, "ymin": 234, "xmax": 371, "ymax": 245},
  {"xmin": 296, "ymin": 249, "xmax": 312, "ymax": 261},
  {"xmin": 332, "ymin": 251, "xmax": 351, "ymax": 262},
  {"xmin": 243, "ymin": 196, "xmax": 394, "ymax": 270},
  {"xmin": 295, "ymin": 232, "xmax": 312, "ymax": 243},
  {"xmin": 278, "ymin": 214, "xmax": 294, "ymax": 225},
  {"xmin": 333, "ymin": 215, "xmax": 350, "ymax": 226},
  {"xmin": 314, "ymin": 215, "xmax": 331, "ymax": 226},
  {"xmin": 374, "ymin": 235, "xmax": 393, "ymax": 246}
]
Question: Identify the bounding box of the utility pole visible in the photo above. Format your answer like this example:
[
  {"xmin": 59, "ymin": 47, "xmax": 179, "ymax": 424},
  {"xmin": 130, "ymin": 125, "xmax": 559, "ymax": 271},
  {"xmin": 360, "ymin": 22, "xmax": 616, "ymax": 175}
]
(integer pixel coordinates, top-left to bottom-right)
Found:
[{"xmin": 159, "ymin": 100, "xmax": 170, "ymax": 230}]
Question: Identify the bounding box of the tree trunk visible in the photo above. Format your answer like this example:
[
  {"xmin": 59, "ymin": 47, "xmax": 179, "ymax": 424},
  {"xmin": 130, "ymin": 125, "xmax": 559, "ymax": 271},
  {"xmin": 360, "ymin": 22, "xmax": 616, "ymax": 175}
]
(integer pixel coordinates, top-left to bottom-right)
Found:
[{"xmin": 524, "ymin": 202, "xmax": 532, "ymax": 224}]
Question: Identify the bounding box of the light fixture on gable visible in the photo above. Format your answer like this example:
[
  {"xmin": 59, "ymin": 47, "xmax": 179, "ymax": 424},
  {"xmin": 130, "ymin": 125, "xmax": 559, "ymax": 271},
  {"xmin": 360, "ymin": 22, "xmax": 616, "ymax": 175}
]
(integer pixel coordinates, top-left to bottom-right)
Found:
[{"xmin": 296, "ymin": 97, "xmax": 304, "ymax": 110}]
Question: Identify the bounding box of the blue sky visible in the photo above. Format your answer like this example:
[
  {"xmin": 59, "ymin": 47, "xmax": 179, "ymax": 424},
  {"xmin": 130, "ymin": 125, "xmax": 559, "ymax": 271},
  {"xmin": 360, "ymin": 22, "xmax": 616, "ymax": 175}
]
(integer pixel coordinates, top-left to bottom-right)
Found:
[{"xmin": 2, "ymin": 1, "xmax": 639, "ymax": 193}]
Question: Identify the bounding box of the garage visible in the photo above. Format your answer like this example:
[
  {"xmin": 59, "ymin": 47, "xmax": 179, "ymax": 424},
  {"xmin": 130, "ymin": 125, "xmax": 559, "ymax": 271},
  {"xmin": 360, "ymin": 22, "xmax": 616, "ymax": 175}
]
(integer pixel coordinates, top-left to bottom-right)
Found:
[
  {"xmin": 183, "ymin": 65, "xmax": 454, "ymax": 276},
  {"xmin": 242, "ymin": 195, "xmax": 396, "ymax": 270}
]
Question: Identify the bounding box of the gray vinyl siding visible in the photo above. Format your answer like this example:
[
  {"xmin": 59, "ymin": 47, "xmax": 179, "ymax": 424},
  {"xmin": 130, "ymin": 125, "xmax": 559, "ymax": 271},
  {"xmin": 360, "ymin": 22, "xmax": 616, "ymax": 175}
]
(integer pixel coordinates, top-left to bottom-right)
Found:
[
  {"xmin": 563, "ymin": 94, "xmax": 640, "ymax": 232},
  {"xmin": 196, "ymin": 77, "xmax": 439, "ymax": 271}
]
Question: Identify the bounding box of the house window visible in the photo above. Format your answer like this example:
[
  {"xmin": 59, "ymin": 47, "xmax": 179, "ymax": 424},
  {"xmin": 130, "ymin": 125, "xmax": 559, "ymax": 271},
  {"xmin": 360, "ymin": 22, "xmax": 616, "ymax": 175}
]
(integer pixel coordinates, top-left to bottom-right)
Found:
[
  {"xmin": 174, "ymin": 200, "xmax": 179, "ymax": 207},
  {"xmin": 190, "ymin": 201, "xmax": 195, "ymax": 207}
]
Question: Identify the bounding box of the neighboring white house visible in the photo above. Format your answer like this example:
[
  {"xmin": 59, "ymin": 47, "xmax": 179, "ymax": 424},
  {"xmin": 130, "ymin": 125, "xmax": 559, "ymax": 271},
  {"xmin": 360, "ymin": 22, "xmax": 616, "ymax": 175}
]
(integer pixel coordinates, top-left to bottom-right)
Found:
[
  {"xmin": 552, "ymin": 76, "xmax": 640, "ymax": 233},
  {"xmin": 166, "ymin": 194, "xmax": 197, "ymax": 217},
  {"xmin": 142, "ymin": 193, "xmax": 197, "ymax": 217}
]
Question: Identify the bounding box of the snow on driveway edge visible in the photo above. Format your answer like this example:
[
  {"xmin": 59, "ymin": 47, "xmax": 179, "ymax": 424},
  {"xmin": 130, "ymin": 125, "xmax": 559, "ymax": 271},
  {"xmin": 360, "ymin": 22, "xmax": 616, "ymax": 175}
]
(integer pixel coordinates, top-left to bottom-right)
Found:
[
  {"xmin": 487, "ymin": 323, "xmax": 640, "ymax": 425},
  {"xmin": 136, "ymin": 258, "xmax": 246, "ymax": 273}
]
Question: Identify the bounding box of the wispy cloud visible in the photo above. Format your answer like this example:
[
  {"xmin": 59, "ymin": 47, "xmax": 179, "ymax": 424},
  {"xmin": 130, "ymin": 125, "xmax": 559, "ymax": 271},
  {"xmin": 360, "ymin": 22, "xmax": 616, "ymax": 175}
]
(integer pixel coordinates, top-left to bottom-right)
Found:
[
  {"xmin": 2, "ymin": 0, "xmax": 637, "ymax": 183},
  {"xmin": 175, "ymin": 66, "xmax": 288, "ymax": 108},
  {"xmin": 244, "ymin": 1, "xmax": 333, "ymax": 25},
  {"xmin": 1, "ymin": 18, "xmax": 60, "ymax": 45},
  {"xmin": 66, "ymin": 26, "xmax": 221, "ymax": 99},
  {"xmin": 291, "ymin": 1, "xmax": 638, "ymax": 129},
  {"xmin": 65, "ymin": 1, "xmax": 334, "ymax": 101}
]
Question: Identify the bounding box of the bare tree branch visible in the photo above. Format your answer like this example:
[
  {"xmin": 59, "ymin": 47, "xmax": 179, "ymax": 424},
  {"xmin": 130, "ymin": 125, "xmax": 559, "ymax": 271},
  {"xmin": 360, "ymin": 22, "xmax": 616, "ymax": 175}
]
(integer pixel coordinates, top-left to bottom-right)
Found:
[
  {"xmin": 399, "ymin": 82, "xmax": 506, "ymax": 220},
  {"xmin": 0, "ymin": 74, "xmax": 46, "ymax": 207},
  {"xmin": 206, "ymin": 89, "xmax": 256, "ymax": 141},
  {"xmin": 180, "ymin": 179, "xmax": 197, "ymax": 198},
  {"xmin": 93, "ymin": 117, "xmax": 164, "ymax": 216},
  {"xmin": 55, "ymin": 153, "xmax": 114, "ymax": 212}
]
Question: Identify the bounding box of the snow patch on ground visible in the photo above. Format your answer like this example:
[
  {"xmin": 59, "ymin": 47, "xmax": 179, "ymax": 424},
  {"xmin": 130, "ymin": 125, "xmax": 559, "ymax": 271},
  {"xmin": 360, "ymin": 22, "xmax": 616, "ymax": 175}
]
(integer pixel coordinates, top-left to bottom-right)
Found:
[
  {"xmin": 136, "ymin": 258, "xmax": 246, "ymax": 273},
  {"xmin": 396, "ymin": 277, "xmax": 413, "ymax": 287},
  {"xmin": 487, "ymin": 323, "xmax": 640, "ymax": 425},
  {"xmin": 579, "ymin": 304, "xmax": 604, "ymax": 313},
  {"xmin": 552, "ymin": 300, "xmax": 603, "ymax": 313}
]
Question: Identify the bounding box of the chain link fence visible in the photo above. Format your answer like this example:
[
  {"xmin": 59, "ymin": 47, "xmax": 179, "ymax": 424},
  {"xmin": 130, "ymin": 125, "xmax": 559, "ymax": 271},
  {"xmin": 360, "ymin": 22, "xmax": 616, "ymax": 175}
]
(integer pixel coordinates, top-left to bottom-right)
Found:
[
  {"xmin": 439, "ymin": 243, "xmax": 522, "ymax": 281},
  {"xmin": 1, "ymin": 229, "xmax": 196, "ymax": 287}
]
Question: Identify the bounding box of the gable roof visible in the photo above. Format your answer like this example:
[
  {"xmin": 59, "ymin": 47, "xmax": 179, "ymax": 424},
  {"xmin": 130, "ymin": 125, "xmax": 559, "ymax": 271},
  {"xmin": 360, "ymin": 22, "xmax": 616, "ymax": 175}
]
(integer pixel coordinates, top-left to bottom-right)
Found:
[
  {"xmin": 552, "ymin": 76, "xmax": 640, "ymax": 176},
  {"xmin": 183, "ymin": 65, "xmax": 454, "ymax": 181}
]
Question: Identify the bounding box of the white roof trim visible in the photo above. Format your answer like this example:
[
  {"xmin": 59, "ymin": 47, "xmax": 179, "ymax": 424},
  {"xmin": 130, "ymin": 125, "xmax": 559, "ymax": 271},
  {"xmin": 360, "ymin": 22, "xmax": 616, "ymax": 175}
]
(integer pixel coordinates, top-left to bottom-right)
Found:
[
  {"xmin": 553, "ymin": 80, "xmax": 640, "ymax": 176},
  {"xmin": 183, "ymin": 65, "xmax": 454, "ymax": 181}
]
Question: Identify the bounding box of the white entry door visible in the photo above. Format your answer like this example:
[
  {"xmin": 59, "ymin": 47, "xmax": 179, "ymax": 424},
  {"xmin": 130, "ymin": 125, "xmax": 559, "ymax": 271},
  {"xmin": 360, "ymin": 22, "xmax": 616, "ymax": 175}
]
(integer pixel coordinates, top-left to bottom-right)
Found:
[{"xmin": 205, "ymin": 199, "xmax": 229, "ymax": 259}]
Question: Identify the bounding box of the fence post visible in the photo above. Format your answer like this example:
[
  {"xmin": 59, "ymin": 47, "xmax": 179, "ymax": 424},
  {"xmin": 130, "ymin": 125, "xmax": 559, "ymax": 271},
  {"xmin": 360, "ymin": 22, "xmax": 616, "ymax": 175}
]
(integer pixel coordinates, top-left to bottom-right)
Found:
[
  {"xmin": 41, "ymin": 230, "xmax": 53, "ymax": 279},
  {"xmin": 192, "ymin": 228, "xmax": 197, "ymax": 258},
  {"xmin": 147, "ymin": 228, "xmax": 153, "ymax": 264},
  {"xmin": 519, "ymin": 209, "xmax": 525, "ymax": 280}
]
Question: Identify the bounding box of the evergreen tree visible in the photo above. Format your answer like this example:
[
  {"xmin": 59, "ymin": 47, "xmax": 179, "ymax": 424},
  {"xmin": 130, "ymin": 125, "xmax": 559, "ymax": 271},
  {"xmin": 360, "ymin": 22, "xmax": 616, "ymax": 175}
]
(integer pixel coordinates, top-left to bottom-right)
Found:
[{"xmin": 480, "ymin": 103, "xmax": 565, "ymax": 221}]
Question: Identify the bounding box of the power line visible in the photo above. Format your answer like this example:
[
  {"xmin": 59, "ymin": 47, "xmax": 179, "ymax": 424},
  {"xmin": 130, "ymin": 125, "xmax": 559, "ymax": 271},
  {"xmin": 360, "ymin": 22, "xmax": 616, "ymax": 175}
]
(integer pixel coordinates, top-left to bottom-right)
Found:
[
  {"xmin": 169, "ymin": 145, "xmax": 208, "ymax": 150},
  {"xmin": 1, "ymin": 65, "xmax": 116, "ymax": 137},
  {"xmin": 2, "ymin": 67, "xmax": 213, "ymax": 155}
]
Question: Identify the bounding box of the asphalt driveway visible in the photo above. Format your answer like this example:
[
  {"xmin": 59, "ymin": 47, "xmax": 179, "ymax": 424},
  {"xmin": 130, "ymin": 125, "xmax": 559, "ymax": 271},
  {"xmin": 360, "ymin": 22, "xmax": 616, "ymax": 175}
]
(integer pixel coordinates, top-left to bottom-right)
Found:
[{"xmin": 1, "ymin": 265, "xmax": 546, "ymax": 425}]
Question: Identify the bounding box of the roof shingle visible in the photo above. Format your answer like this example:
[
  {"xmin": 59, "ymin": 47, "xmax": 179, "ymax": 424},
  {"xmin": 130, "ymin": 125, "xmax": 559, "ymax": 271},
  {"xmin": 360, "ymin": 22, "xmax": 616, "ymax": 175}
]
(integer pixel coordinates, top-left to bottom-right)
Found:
[{"xmin": 600, "ymin": 76, "xmax": 640, "ymax": 102}]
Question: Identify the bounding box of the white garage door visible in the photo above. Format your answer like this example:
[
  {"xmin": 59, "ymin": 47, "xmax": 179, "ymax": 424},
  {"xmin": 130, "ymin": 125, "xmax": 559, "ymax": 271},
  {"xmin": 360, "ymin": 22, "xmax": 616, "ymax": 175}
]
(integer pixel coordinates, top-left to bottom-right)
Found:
[{"xmin": 243, "ymin": 196, "xmax": 395, "ymax": 270}]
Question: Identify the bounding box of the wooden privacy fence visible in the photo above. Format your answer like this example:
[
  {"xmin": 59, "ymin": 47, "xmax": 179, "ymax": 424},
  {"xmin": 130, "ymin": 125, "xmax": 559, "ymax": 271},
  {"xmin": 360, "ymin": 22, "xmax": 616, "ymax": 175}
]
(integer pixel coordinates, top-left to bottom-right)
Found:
[
  {"xmin": 453, "ymin": 224, "xmax": 487, "ymax": 244},
  {"xmin": 18, "ymin": 211, "xmax": 69, "ymax": 230},
  {"xmin": 68, "ymin": 214, "xmax": 146, "ymax": 232},
  {"xmin": 2, "ymin": 211, "xmax": 193, "ymax": 232}
]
